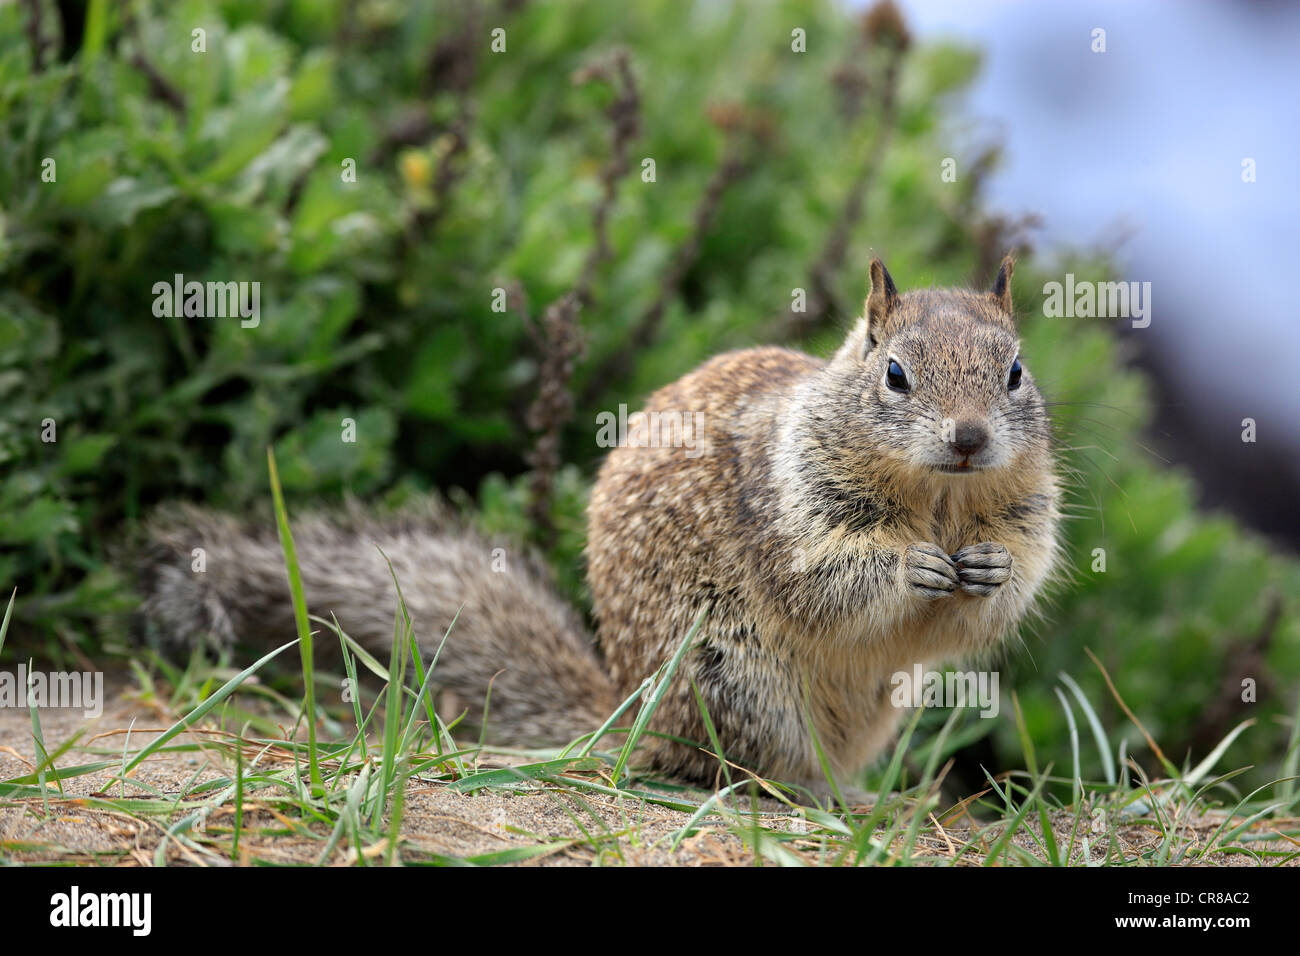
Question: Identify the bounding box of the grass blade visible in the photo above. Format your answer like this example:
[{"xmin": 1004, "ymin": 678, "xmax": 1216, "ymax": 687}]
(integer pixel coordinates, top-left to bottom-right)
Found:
[
  {"xmin": 267, "ymin": 447, "xmax": 325, "ymax": 797},
  {"xmin": 609, "ymin": 607, "xmax": 707, "ymax": 787},
  {"xmin": 123, "ymin": 639, "xmax": 299, "ymax": 774}
]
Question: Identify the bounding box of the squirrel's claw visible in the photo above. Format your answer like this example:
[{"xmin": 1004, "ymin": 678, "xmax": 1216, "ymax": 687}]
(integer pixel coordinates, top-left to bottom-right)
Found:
[
  {"xmin": 951, "ymin": 542, "xmax": 1013, "ymax": 597},
  {"xmin": 904, "ymin": 542, "xmax": 959, "ymax": 599}
]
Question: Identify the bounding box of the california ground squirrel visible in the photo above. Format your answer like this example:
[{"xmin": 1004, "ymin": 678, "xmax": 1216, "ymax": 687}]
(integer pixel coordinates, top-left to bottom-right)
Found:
[{"xmin": 137, "ymin": 256, "xmax": 1061, "ymax": 788}]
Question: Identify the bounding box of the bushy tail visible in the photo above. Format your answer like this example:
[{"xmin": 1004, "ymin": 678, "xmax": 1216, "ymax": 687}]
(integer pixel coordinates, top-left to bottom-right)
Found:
[{"xmin": 132, "ymin": 499, "xmax": 618, "ymax": 746}]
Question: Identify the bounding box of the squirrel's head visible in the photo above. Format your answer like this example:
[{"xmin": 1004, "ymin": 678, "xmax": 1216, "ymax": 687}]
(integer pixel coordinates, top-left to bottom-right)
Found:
[{"xmin": 820, "ymin": 255, "xmax": 1049, "ymax": 478}]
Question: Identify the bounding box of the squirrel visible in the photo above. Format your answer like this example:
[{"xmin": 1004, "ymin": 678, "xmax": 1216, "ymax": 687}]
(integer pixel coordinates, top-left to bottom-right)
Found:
[{"xmin": 135, "ymin": 256, "xmax": 1061, "ymax": 789}]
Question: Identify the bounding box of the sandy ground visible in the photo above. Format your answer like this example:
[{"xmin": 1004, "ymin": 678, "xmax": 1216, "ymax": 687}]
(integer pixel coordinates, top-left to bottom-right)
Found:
[
  {"xmin": 2, "ymin": 670, "xmax": 1295, "ymax": 866},
  {"xmin": 0, "ymin": 671, "xmax": 765, "ymax": 865}
]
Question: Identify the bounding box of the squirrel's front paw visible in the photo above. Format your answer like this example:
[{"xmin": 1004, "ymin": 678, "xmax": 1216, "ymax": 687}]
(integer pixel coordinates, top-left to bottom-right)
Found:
[
  {"xmin": 951, "ymin": 542, "xmax": 1012, "ymax": 597},
  {"xmin": 904, "ymin": 542, "xmax": 959, "ymax": 599}
]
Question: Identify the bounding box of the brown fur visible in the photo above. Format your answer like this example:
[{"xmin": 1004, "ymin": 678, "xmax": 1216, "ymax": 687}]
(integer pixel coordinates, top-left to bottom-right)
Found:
[
  {"xmin": 587, "ymin": 256, "xmax": 1060, "ymax": 783},
  {"xmin": 136, "ymin": 258, "xmax": 1061, "ymax": 789}
]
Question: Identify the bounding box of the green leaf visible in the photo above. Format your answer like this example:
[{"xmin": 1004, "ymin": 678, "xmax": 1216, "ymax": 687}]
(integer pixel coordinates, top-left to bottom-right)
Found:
[{"xmin": 59, "ymin": 434, "xmax": 117, "ymax": 474}]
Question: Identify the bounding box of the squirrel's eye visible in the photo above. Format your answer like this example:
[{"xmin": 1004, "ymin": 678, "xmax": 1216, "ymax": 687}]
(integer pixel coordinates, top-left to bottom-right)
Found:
[
  {"xmin": 1008, "ymin": 357, "xmax": 1023, "ymax": 391},
  {"xmin": 886, "ymin": 360, "xmax": 909, "ymax": 392}
]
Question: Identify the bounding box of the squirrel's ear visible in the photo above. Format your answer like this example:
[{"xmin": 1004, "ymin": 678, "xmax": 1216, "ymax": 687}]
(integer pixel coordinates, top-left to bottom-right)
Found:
[
  {"xmin": 990, "ymin": 254, "xmax": 1015, "ymax": 314},
  {"xmin": 865, "ymin": 257, "xmax": 899, "ymax": 346}
]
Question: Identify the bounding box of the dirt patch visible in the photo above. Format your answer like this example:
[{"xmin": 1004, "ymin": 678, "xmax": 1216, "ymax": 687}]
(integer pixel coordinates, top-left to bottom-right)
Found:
[
  {"xmin": 0, "ymin": 670, "xmax": 762, "ymax": 865},
  {"xmin": 2, "ymin": 670, "xmax": 1294, "ymax": 866}
]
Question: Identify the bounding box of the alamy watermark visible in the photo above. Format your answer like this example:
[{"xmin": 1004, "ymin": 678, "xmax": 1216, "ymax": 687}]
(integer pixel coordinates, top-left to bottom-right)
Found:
[
  {"xmin": 890, "ymin": 664, "xmax": 1000, "ymax": 718},
  {"xmin": 596, "ymin": 404, "xmax": 704, "ymax": 458},
  {"xmin": 49, "ymin": 886, "xmax": 151, "ymax": 936},
  {"xmin": 0, "ymin": 665, "xmax": 103, "ymax": 718},
  {"xmin": 151, "ymin": 273, "xmax": 261, "ymax": 328},
  {"xmin": 1042, "ymin": 273, "xmax": 1151, "ymax": 328}
]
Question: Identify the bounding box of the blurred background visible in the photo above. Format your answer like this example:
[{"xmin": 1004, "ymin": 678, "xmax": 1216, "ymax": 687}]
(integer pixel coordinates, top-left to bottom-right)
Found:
[
  {"xmin": 0, "ymin": 0, "xmax": 1296, "ymax": 795},
  {"xmin": 903, "ymin": 0, "xmax": 1300, "ymax": 548}
]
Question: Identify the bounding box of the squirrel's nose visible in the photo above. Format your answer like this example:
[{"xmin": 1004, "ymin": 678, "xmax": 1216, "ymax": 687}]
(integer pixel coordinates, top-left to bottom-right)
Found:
[{"xmin": 950, "ymin": 421, "xmax": 989, "ymax": 458}]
